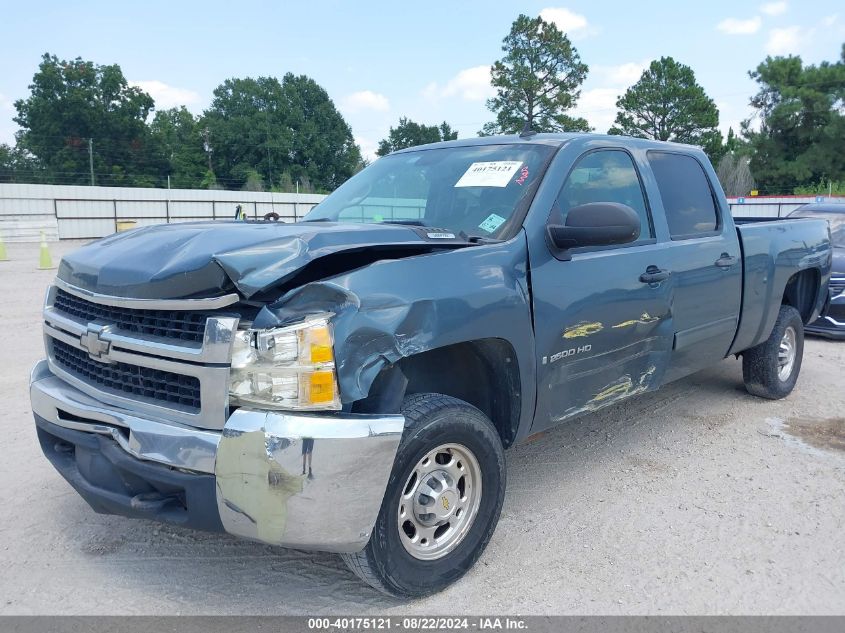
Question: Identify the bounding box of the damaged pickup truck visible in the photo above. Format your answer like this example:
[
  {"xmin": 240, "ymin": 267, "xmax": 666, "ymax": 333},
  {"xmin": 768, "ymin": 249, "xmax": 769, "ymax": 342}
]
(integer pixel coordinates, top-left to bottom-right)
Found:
[{"xmin": 31, "ymin": 134, "xmax": 832, "ymax": 597}]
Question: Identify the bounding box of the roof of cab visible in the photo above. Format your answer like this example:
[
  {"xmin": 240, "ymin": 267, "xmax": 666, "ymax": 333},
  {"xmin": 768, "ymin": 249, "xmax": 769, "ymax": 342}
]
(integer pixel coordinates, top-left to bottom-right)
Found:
[{"xmin": 390, "ymin": 132, "xmax": 701, "ymax": 155}]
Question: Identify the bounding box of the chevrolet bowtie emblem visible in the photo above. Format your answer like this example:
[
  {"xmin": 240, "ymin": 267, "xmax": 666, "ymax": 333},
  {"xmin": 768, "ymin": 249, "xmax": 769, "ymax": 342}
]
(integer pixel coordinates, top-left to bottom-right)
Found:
[{"xmin": 80, "ymin": 325, "xmax": 113, "ymax": 362}]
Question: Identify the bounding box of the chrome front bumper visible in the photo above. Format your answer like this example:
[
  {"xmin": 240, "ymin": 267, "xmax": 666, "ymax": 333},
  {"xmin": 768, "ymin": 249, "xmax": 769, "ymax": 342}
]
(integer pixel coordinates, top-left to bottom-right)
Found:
[{"xmin": 30, "ymin": 360, "xmax": 404, "ymax": 553}]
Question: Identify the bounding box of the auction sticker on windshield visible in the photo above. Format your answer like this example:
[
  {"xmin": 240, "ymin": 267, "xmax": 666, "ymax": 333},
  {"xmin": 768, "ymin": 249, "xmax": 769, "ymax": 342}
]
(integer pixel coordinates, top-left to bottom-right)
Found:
[
  {"xmin": 455, "ymin": 161, "xmax": 523, "ymax": 187},
  {"xmin": 479, "ymin": 213, "xmax": 507, "ymax": 233}
]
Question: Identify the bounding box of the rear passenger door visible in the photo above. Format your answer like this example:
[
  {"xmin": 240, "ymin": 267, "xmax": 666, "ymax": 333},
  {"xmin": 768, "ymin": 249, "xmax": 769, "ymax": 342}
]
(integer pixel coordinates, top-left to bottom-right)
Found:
[{"xmin": 646, "ymin": 151, "xmax": 742, "ymax": 381}]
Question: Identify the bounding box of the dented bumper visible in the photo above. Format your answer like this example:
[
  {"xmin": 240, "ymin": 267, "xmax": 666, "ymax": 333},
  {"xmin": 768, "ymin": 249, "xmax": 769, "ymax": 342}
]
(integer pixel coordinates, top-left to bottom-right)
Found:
[{"xmin": 30, "ymin": 360, "xmax": 404, "ymax": 553}]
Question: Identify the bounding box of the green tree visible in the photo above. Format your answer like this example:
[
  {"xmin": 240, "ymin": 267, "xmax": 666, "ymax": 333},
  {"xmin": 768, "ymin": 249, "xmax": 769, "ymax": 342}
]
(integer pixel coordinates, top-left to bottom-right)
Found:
[
  {"xmin": 714, "ymin": 127, "xmax": 756, "ymax": 196},
  {"xmin": 743, "ymin": 45, "xmax": 845, "ymax": 194},
  {"xmin": 200, "ymin": 169, "xmax": 221, "ymax": 190},
  {"xmin": 202, "ymin": 73, "xmax": 360, "ymax": 191},
  {"xmin": 242, "ymin": 169, "xmax": 265, "ymax": 191},
  {"xmin": 716, "ymin": 153, "xmax": 756, "ymax": 197},
  {"xmin": 481, "ymin": 14, "xmax": 590, "ymax": 135},
  {"xmin": 14, "ymin": 53, "xmax": 157, "ymax": 186},
  {"xmin": 0, "ymin": 143, "xmax": 40, "ymax": 183},
  {"xmin": 376, "ymin": 117, "xmax": 458, "ymax": 156},
  {"xmin": 609, "ymin": 57, "xmax": 721, "ymax": 159},
  {"xmin": 149, "ymin": 107, "xmax": 208, "ymax": 188}
]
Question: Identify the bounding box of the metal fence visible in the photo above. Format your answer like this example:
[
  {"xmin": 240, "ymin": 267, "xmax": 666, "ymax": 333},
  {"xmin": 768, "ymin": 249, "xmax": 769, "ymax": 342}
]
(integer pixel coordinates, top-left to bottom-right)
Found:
[
  {"xmin": 0, "ymin": 183, "xmax": 326, "ymax": 241},
  {"xmin": 4, "ymin": 186, "xmax": 842, "ymax": 243},
  {"xmin": 727, "ymin": 195, "xmax": 845, "ymax": 218}
]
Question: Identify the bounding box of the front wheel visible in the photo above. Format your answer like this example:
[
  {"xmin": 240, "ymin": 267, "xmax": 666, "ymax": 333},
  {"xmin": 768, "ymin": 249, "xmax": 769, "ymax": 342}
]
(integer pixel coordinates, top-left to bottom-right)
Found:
[
  {"xmin": 341, "ymin": 393, "xmax": 506, "ymax": 597},
  {"xmin": 742, "ymin": 305, "xmax": 804, "ymax": 399}
]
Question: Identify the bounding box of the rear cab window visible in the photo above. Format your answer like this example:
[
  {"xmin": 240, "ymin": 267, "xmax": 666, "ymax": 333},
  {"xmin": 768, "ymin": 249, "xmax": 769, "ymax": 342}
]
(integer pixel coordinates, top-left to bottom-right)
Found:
[{"xmin": 647, "ymin": 151, "xmax": 720, "ymax": 239}]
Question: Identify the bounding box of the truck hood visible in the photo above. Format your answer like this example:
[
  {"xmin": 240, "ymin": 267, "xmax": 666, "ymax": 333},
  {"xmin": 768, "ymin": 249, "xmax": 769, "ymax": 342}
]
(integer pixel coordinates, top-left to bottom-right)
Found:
[{"xmin": 57, "ymin": 221, "xmax": 469, "ymax": 300}]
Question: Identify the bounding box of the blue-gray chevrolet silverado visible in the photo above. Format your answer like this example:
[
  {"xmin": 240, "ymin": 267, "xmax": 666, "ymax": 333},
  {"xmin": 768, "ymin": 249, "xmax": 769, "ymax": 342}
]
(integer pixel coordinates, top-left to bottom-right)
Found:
[{"xmin": 30, "ymin": 133, "xmax": 832, "ymax": 597}]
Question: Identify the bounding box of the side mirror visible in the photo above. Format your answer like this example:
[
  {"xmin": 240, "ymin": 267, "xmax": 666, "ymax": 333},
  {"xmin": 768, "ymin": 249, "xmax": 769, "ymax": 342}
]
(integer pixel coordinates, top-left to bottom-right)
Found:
[{"xmin": 547, "ymin": 202, "xmax": 641, "ymax": 250}]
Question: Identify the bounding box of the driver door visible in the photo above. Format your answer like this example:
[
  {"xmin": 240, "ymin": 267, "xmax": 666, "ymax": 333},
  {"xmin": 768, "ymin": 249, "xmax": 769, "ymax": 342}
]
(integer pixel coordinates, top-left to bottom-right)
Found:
[{"xmin": 530, "ymin": 148, "xmax": 674, "ymax": 431}]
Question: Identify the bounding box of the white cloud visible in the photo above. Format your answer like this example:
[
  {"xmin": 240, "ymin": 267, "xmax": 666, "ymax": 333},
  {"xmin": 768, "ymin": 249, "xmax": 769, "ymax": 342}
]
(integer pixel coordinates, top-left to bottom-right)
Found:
[
  {"xmin": 423, "ymin": 65, "xmax": 494, "ymax": 102},
  {"xmin": 355, "ymin": 135, "xmax": 380, "ymax": 163},
  {"xmin": 539, "ymin": 7, "xmax": 597, "ymax": 39},
  {"xmin": 129, "ymin": 80, "xmax": 201, "ymax": 110},
  {"xmin": 574, "ymin": 88, "xmax": 621, "ymax": 134},
  {"xmin": 760, "ymin": 1, "xmax": 788, "ymax": 16},
  {"xmin": 765, "ymin": 25, "xmax": 805, "ymax": 54},
  {"xmin": 340, "ymin": 90, "xmax": 390, "ymax": 113},
  {"xmin": 822, "ymin": 14, "xmax": 838, "ymax": 27},
  {"xmin": 0, "ymin": 94, "xmax": 19, "ymax": 144},
  {"xmin": 717, "ymin": 16, "xmax": 762, "ymax": 35},
  {"xmin": 594, "ymin": 61, "xmax": 649, "ymax": 86}
]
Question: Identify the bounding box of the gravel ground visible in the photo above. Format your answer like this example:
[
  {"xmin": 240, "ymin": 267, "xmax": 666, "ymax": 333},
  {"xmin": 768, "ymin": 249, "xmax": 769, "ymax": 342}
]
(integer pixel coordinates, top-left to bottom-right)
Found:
[{"xmin": 0, "ymin": 240, "xmax": 843, "ymax": 615}]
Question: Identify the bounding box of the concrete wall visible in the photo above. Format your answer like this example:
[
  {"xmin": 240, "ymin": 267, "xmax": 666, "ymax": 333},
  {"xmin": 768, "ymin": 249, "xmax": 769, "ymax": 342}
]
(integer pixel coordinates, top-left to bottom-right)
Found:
[{"xmin": 0, "ymin": 183, "xmax": 326, "ymax": 242}]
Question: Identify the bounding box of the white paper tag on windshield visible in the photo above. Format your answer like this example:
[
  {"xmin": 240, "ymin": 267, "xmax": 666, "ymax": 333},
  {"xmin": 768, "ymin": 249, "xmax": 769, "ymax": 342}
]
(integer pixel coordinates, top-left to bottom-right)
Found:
[{"xmin": 455, "ymin": 161, "xmax": 523, "ymax": 187}]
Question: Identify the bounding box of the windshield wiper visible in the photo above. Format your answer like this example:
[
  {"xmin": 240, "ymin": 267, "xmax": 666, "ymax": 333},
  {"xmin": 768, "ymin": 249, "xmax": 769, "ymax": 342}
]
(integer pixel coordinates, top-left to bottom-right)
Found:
[
  {"xmin": 459, "ymin": 231, "xmax": 502, "ymax": 244},
  {"xmin": 379, "ymin": 220, "xmax": 427, "ymax": 227}
]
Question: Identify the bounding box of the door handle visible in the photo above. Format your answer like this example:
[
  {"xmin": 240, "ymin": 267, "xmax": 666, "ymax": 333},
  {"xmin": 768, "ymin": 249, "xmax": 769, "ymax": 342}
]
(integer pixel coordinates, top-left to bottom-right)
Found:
[
  {"xmin": 715, "ymin": 253, "xmax": 737, "ymax": 268},
  {"xmin": 639, "ymin": 266, "xmax": 671, "ymax": 284}
]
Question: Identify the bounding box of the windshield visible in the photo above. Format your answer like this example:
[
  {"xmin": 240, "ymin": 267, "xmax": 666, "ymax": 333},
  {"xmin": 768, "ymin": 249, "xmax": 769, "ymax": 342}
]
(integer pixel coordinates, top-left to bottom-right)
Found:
[
  {"xmin": 791, "ymin": 209, "xmax": 845, "ymax": 247},
  {"xmin": 304, "ymin": 143, "xmax": 557, "ymax": 239}
]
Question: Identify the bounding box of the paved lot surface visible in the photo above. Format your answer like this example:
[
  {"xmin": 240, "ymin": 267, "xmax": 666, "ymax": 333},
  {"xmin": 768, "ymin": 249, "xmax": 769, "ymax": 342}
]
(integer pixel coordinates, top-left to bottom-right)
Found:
[{"xmin": 1, "ymin": 240, "xmax": 843, "ymax": 615}]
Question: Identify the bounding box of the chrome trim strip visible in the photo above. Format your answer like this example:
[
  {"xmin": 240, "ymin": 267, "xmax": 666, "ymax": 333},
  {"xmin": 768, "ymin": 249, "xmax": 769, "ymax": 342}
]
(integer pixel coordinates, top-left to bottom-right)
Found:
[
  {"xmin": 43, "ymin": 307, "xmax": 237, "ymax": 364},
  {"xmin": 31, "ymin": 362, "xmax": 220, "ymax": 473},
  {"xmin": 823, "ymin": 315, "xmax": 845, "ymax": 326},
  {"xmin": 54, "ymin": 277, "xmax": 241, "ymax": 310}
]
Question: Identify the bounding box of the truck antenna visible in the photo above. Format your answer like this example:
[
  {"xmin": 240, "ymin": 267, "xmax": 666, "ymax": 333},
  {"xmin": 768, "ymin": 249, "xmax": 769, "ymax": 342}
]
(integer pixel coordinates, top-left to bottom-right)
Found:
[{"xmin": 519, "ymin": 120, "xmax": 537, "ymax": 138}]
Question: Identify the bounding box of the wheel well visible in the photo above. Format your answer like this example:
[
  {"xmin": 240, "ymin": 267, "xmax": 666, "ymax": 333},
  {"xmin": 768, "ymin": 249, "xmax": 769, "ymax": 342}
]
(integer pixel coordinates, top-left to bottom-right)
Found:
[
  {"xmin": 352, "ymin": 339, "xmax": 521, "ymax": 448},
  {"xmin": 782, "ymin": 268, "xmax": 820, "ymax": 324}
]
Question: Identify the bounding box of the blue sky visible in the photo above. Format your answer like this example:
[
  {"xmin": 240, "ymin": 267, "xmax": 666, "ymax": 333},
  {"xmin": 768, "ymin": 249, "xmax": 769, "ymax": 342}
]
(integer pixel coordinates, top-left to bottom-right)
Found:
[{"xmin": 1, "ymin": 1, "xmax": 843, "ymax": 160}]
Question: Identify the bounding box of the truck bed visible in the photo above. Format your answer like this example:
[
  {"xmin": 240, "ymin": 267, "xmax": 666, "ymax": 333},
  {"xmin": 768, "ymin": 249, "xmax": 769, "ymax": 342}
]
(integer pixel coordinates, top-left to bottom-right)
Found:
[{"xmin": 729, "ymin": 217, "xmax": 831, "ymax": 354}]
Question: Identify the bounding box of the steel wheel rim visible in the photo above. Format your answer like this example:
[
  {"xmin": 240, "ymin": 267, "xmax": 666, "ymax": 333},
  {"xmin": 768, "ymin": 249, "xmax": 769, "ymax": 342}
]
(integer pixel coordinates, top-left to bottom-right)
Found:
[
  {"xmin": 397, "ymin": 443, "xmax": 482, "ymax": 561},
  {"xmin": 777, "ymin": 326, "xmax": 797, "ymax": 381}
]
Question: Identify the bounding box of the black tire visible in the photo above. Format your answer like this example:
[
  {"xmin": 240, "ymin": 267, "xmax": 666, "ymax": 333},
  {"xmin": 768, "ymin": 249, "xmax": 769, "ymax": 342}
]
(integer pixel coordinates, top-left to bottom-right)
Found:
[
  {"xmin": 341, "ymin": 393, "xmax": 506, "ymax": 598},
  {"xmin": 742, "ymin": 305, "xmax": 804, "ymax": 399},
  {"xmin": 263, "ymin": 211, "xmax": 280, "ymax": 221}
]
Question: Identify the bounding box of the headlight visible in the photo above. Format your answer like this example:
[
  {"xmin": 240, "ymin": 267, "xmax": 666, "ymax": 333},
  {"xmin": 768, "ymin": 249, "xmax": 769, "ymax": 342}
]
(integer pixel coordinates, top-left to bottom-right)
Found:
[{"xmin": 229, "ymin": 314, "xmax": 341, "ymax": 410}]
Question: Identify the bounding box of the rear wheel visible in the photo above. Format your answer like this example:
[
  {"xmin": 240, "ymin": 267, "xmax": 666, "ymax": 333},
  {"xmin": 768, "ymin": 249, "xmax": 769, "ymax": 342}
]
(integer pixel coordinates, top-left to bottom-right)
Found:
[
  {"xmin": 742, "ymin": 305, "xmax": 804, "ymax": 399},
  {"xmin": 341, "ymin": 393, "xmax": 506, "ymax": 597}
]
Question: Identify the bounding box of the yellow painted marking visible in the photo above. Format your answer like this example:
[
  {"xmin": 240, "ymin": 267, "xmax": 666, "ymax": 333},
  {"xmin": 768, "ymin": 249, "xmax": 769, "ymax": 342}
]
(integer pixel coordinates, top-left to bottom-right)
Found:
[
  {"xmin": 563, "ymin": 321, "xmax": 604, "ymax": 339},
  {"xmin": 612, "ymin": 312, "xmax": 660, "ymax": 329}
]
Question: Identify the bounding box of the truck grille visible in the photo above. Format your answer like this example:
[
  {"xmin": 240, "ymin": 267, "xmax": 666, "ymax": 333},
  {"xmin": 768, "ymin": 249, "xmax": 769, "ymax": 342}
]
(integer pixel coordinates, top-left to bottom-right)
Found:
[
  {"xmin": 51, "ymin": 338, "xmax": 202, "ymax": 411},
  {"xmin": 53, "ymin": 288, "xmax": 208, "ymax": 343},
  {"xmin": 43, "ymin": 283, "xmax": 239, "ymax": 429}
]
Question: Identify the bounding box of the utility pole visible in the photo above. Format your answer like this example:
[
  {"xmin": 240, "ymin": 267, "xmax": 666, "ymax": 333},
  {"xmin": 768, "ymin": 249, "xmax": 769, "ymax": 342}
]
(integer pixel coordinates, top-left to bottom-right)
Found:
[
  {"xmin": 266, "ymin": 145, "xmax": 272, "ymax": 188},
  {"xmin": 88, "ymin": 138, "xmax": 95, "ymax": 186},
  {"xmin": 202, "ymin": 127, "xmax": 213, "ymax": 172}
]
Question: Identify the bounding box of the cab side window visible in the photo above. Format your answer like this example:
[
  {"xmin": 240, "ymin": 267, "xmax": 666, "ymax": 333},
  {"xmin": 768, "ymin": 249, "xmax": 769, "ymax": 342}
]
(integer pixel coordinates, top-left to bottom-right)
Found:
[
  {"xmin": 647, "ymin": 151, "xmax": 719, "ymax": 238},
  {"xmin": 555, "ymin": 150, "xmax": 653, "ymax": 243}
]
